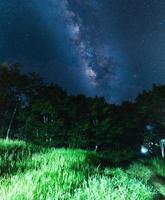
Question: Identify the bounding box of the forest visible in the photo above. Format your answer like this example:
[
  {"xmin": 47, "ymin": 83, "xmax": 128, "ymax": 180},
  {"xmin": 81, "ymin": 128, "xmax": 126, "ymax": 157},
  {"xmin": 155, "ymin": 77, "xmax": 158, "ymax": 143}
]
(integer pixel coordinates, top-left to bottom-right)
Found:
[
  {"xmin": 0, "ymin": 63, "xmax": 164, "ymax": 155},
  {"xmin": 0, "ymin": 63, "xmax": 165, "ymax": 199}
]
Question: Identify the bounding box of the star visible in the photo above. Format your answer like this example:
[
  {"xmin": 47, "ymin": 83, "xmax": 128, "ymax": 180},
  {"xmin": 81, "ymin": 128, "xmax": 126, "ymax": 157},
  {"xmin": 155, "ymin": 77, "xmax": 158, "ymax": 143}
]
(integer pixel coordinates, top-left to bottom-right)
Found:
[{"xmin": 0, "ymin": 0, "xmax": 165, "ymax": 103}]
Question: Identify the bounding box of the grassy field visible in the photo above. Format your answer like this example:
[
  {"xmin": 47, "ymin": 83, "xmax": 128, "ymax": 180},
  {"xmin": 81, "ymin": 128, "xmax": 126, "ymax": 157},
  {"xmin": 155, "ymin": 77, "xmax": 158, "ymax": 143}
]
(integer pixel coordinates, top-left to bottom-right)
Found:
[{"xmin": 0, "ymin": 139, "xmax": 164, "ymax": 200}]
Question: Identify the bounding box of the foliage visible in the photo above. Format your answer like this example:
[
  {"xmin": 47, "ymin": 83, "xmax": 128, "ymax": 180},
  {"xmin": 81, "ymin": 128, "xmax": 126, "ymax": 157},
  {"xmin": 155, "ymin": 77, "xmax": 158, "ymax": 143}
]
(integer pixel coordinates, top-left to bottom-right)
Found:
[
  {"xmin": 150, "ymin": 158, "xmax": 165, "ymax": 177},
  {"xmin": 126, "ymin": 162, "xmax": 153, "ymax": 183},
  {"xmin": 0, "ymin": 63, "xmax": 165, "ymax": 154},
  {"xmin": 73, "ymin": 172, "xmax": 155, "ymax": 200},
  {"xmin": 0, "ymin": 139, "xmax": 43, "ymax": 176},
  {"xmin": 0, "ymin": 140, "xmax": 157, "ymax": 200}
]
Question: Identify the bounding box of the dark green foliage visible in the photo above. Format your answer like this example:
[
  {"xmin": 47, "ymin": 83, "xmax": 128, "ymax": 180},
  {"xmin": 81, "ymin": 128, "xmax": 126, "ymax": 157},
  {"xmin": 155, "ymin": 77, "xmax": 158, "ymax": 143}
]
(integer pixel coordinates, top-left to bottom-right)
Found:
[
  {"xmin": 0, "ymin": 139, "xmax": 43, "ymax": 176},
  {"xmin": 0, "ymin": 63, "xmax": 164, "ymax": 153}
]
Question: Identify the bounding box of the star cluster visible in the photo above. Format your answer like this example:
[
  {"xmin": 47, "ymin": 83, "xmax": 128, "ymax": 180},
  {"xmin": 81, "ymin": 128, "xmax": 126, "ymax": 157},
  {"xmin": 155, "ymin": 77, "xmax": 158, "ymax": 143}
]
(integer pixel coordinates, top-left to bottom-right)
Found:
[{"xmin": 0, "ymin": 0, "xmax": 165, "ymax": 103}]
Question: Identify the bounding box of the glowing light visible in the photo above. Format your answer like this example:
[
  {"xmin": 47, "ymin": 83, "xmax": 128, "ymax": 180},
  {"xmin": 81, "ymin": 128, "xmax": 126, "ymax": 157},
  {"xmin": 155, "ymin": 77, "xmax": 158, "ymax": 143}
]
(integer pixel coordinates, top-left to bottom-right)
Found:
[{"xmin": 141, "ymin": 145, "xmax": 148, "ymax": 154}]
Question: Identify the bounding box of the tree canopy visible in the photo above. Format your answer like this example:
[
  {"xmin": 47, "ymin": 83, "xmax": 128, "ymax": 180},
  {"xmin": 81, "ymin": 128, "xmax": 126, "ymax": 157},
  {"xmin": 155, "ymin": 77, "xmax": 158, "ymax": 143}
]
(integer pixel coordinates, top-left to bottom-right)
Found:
[{"xmin": 0, "ymin": 63, "xmax": 164, "ymax": 153}]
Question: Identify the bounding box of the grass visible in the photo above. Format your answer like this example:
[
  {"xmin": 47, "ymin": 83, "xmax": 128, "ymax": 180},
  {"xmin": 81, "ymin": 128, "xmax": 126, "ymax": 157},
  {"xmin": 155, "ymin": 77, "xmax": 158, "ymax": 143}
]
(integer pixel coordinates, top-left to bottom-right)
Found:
[
  {"xmin": 126, "ymin": 162, "xmax": 153, "ymax": 183},
  {"xmin": 150, "ymin": 158, "xmax": 165, "ymax": 177},
  {"xmin": 0, "ymin": 139, "xmax": 164, "ymax": 199},
  {"xmin": 0, "ymin": 139, "xmax": 43, "ymax": 176},
  {"xmin": 149, "ymin": 158, "xmax": 165, "ymax": 197}
]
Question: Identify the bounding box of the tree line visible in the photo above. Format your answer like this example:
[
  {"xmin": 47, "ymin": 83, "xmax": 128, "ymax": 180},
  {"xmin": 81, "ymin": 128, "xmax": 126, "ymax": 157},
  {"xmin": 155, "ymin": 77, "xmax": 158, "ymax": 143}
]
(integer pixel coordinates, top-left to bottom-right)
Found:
[{"xmin": 0, "ymin": 63, "xmax": 164, "ymax": 152}]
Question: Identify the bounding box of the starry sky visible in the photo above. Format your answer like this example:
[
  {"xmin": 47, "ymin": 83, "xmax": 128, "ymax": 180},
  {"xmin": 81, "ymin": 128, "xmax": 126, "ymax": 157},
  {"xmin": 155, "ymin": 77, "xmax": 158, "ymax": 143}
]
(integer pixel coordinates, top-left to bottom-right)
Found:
[{"xmin": 0, "ymin": 0, "xmax": 165, "ymax": 103}]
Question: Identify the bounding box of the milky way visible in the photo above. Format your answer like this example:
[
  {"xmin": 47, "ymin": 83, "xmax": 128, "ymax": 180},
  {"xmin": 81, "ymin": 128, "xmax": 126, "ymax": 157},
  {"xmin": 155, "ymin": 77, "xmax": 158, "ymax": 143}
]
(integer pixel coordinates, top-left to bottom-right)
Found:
[
  {"xmin": 0, "ymin": 0, "xmax": 165, "ymax": 103},
  {"xmin": 38, "ymin": 0, "xmax": 126, "ymax": 102}
]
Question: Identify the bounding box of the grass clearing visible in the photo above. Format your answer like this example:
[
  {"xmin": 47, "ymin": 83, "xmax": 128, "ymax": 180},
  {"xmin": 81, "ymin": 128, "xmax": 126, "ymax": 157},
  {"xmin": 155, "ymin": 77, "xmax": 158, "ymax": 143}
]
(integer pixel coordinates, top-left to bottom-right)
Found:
[{"xmin": 0, "ymin": 139, "xmax": 164, "ymax": 199}]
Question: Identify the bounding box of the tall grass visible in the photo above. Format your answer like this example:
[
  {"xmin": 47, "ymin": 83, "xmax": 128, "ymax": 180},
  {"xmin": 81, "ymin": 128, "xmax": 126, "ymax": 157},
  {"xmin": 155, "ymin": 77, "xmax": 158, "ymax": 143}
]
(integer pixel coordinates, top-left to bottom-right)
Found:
[
  {"xmin": 73, "ymin": 172, "xmax": 155, "ymax": 200},
  {"xmin": 0, "ymin": 139, "xmax": 158, "ymax": 200},
  {"xmin": 149, "ymin": 158, "xmax": 165, "ymax": 197},
  {"xmin": 150, "ymin": 158, "xmax": 165, "ymax": 177},
  {"xmin": 0, "ymin": 139, "xmax": 43, "ymax": 176},
  {"xmin": 126, "ymin": 162, "xmax": 153, "ymax": 183}
]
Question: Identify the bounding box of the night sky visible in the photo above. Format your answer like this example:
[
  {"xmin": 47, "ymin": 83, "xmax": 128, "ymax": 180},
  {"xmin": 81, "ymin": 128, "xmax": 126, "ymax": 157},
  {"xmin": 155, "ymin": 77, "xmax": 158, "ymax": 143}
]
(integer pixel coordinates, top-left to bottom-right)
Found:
[{"xmin": 0, "ymin": 0, "xmax": 165, "ymax": 103}]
